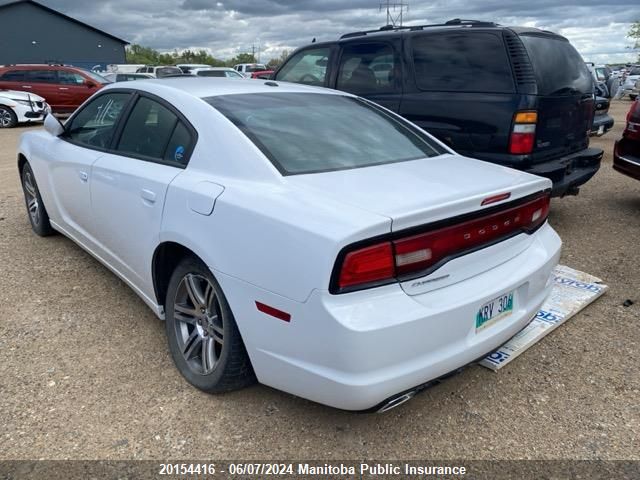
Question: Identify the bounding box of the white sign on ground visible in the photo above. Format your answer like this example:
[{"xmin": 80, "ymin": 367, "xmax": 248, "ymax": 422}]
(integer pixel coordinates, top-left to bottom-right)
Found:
[{"xmin": 480, "ymin": 265, "xmax": 608, "ymax": 371}]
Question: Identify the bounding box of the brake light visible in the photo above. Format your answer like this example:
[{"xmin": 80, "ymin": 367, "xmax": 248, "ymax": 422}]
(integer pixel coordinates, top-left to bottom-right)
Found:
[
  {"xmin": 510, "ymin": 111, "xmax": 537, "ymax": 155},
  {"xmin": 333, "ymin": 193, "xmax": 551, "ymax": 293}
]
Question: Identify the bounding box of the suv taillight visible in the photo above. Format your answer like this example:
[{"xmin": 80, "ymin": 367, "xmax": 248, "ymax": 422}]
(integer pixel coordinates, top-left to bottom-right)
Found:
[
  {"xmin": 332, "ymin": 192, "xmax": 551, "ymax": 293},
  {"xmin": 509, "ymin": 111, "xmax": 537, "ymax": 155}
]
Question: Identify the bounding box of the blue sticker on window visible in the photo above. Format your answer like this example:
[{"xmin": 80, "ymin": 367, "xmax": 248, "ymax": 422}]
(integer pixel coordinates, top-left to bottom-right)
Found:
[{"xmin": 174, "ymin": 145, "xmax": 185, "ymax": 162}]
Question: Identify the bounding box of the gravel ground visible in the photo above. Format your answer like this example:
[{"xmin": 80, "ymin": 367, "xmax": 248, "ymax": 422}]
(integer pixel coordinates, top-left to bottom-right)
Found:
[{"xmin": 0, "ymin": 101, "xmax": 638, "ymax": 461}]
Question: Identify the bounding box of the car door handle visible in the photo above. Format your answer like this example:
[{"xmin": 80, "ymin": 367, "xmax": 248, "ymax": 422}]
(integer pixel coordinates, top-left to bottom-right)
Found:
[
  {"xmin": 79, "ymin": 171, "xmax": 88, "ymax": 182},
  {"xmin": 21, "ymin": 85, "xmax": 32, "ymax": 89},
  {"xmin": 141, "ymin": 189, "xmax": 156, "ymax": 204},
  {"xmin": 59, "ymin": 87, "xmax": 69, "ymax": 91}
]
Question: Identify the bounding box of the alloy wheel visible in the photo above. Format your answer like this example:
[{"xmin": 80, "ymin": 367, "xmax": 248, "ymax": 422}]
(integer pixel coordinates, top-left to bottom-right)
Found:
[
  {"xmin": 23, "ymin": 171, "xmax": 40, "ymax": 225},
  {"xmin": 0, "ymin": 108, "xmax": 14, "ymax": 128},
  {"xmin": 173, "ymin": 273, "xmax": 224, "ymax": 375}
]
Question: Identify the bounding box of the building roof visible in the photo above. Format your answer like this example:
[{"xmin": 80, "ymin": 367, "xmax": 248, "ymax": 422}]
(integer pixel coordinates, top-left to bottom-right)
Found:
[{"xmin": 0, "ymin": 0, "xmax": 129, "ymax": 45}]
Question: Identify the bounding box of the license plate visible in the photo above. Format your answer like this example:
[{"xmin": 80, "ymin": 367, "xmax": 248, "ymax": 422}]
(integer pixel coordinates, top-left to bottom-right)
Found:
[{"xmin": 475, "ymin": 291, "xmax": 514, "ymax": 332}]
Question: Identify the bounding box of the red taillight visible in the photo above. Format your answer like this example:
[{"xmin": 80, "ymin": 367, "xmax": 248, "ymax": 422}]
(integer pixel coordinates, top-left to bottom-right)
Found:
[
  {"xmin": 338, "ymin": 242, "xmax": 395, "ymax": 289},
  {"xmin": 333, "ymin": 193, "xmax": 551, "ymax": 293},
  {"xmin": 509, "ymin": 111, "xmax": 537, "ymax": 155}
]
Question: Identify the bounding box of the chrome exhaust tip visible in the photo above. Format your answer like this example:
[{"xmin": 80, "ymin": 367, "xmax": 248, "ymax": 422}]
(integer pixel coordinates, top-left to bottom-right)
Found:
[{"xmin": 377, "ymin": 391, "xmax": 416, "ymax": 413}]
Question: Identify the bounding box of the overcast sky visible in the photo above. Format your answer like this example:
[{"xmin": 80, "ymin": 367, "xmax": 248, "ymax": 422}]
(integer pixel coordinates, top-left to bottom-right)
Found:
[{"xmin": 41, "ymin": 0, "xmax": 638, "ymax": 64}]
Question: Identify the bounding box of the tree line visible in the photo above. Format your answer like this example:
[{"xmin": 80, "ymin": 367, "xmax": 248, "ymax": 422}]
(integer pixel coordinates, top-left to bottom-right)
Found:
[{"xmin": 126, "ymin": 44, "xmax": 291, "ymax": 70}]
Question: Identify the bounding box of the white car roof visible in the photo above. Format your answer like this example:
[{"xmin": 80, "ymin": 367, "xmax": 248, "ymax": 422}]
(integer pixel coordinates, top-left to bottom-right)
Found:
[{"xmin": 101, "ymin": 77, "xmax": 347, "ymax": 100}]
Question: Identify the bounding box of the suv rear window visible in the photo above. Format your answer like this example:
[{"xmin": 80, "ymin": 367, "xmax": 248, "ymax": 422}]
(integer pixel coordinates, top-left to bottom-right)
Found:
[
  {"xmin": 205, "ymin": 92, "xmax": 445, "ymax": 175},
  {"xmin": 411, "ymin": 32, "xmax": 515, "ymax": 93},
  {"xmin": 520, "ymin": 35, "xmax": 592, "ymax": 95}
]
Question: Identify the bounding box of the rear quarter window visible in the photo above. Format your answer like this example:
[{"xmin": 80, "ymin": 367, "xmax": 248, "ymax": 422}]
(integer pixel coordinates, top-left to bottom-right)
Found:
[
  {"xmin": 411, "ymin": 32, "xmax": 515, "ymax": 93},
  {"xmin": 519, "ymin": 34, "xmax": 593, "ymax": 95}
]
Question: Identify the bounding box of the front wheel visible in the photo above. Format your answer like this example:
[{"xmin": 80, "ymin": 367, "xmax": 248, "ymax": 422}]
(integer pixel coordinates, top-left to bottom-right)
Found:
[
  {"xmin": 21, "ymin": 163, "xmax": 54, "ymax": 236},
  {"xmin": 165, "ymin": 257, "xmax": 256, "ymax": 393},
  {"xmin": 0, "ymin": 106, "xmax": 17, "ymax": 128}
]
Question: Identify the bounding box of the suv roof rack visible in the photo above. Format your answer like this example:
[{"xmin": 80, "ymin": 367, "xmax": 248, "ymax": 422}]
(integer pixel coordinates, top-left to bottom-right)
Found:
[{"xmin": 340, "ymin": 18, "xmax": 498, "ymax": 39}]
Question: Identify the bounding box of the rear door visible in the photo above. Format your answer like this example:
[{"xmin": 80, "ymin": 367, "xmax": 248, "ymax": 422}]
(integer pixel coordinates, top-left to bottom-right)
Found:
[
  {"xmin": 23, "ymin": 69, "xmax": 60, "ymax": 110},
  {"xmin": 333, "ymin": 40, "xmax": 402, "ymax": 112},
  {"xmin": 90, "ymin": 94, "xmax": 195, "ymax": 288},
  {"xmin": 399, "ymin": 31, "xmax": 518, "ymax": 154},
  {"xmin": 0, "ymin": 69, "xmax": 27, "ymax": 91},
  {"xmin": 519, "ymin": 34, "xmax": 594, "ymax": 163}
]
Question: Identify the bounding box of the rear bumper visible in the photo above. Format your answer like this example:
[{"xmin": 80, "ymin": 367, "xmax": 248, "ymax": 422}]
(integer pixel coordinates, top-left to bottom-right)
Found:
[
  {"xmin": 614, "ymin": 139, "xmax": 640, "ymax": 181},
  {"xmin": 526, "ymin": 147, "xmax": 603, "ymax": 197},
  {"xmin": 217, "ymin": 223, "xmax": 562, "ymax": 411}
]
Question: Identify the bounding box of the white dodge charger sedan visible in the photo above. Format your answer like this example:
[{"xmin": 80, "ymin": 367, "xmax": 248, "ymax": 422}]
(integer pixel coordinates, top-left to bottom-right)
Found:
[{"xmin": 18, "ymin": 78, "xmax": 561, "ymax": 411}]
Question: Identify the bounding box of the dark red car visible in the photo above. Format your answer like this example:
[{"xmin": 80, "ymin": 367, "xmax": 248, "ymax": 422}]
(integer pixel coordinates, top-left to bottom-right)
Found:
[
  {"xmin": 0, "ymin": 64, "xmax": 109, "ymax": 113},
  {"xmin": 250, "ymin": 70, "xmax": 274, "ymax": 80},
  {"xmin": 614, "ymin": 100, "xmax": 640, "ymax": 181}
]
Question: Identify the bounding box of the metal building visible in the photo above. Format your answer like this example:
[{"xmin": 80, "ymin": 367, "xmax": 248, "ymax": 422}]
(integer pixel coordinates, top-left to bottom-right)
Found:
[{"xmin": 0, "ymin": 0, "xmax": 128, "ymax": 70}]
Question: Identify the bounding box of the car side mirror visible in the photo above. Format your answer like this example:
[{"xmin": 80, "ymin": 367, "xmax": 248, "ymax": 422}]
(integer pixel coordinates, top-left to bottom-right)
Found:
[
  {"xmin": 85, "ymin": 80, "xmax": 97, "ymax": 88},
  {"xmin": 44, "ymin": 113, "xmax": 65, "ymax": 137}
]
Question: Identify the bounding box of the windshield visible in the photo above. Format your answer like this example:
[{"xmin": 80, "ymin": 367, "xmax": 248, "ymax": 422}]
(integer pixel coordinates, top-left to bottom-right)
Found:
[
  {"xmin": 82, "ymin": 69, "xmax": 111, "ymax": 84},
  {"xmin": 205, "ymin": 93, "xmax": 445, "ymax": 175}
]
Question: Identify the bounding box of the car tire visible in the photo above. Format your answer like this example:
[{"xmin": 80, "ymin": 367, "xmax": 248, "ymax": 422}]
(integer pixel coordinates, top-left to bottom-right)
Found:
[
  {"xmin": 165, "ymin": 257, "xmax": 256, "ymax": 393},
  {"xmin": 0, "ymin": 106, "xmax": 18, "ymax": 128},
  {"xmin": 21, "ymin": 162, "xmax": 55, "ymax": 236}
]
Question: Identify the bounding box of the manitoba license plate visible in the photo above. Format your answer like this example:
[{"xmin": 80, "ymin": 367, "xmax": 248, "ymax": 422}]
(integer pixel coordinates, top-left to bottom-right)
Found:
[{"xmin": 476, "ymin": 291, "xmax": 514, "ymax": 332}]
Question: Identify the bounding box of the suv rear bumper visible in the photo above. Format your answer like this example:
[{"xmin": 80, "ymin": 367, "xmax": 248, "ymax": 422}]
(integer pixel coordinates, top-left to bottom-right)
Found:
[{"xmin": 525, "ymin": 147, "xmax": 603, "ymax": 197}]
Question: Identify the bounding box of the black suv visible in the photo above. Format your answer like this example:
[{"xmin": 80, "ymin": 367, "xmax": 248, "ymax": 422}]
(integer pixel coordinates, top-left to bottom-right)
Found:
[{"xmin": 274, "ymin": 19, "xmax": 603, "ymax": 196}]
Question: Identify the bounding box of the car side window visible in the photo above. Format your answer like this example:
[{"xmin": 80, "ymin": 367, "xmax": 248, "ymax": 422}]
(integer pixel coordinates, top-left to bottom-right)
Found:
[
  {"xmin": 0, "ymin": 70, "xmax": 25, "ymax": 81},
  {"xmin": 275, "ymin": 47, "xmax": 330, "ymax": 86},
  {"xmin": 117, "ymin": 96, "xmax": 192, "ymax": 164},
  {"xmin": 337, "ymin": 43, "xmax": 397, "ymax": 95},
  {"xmin": 58, "ymin": 70, "xmax": 85, "ymax": 85},
  {"xmin": 25, "ymin": 70, "xmax": 57, "ymax": 84},
  {"xmin": 412, "ymin": 32, "xmax": 515, "ymax": 93},
  {"xmin": 64, "ymin": 93, "xmax": 131, "ymax": 149}
]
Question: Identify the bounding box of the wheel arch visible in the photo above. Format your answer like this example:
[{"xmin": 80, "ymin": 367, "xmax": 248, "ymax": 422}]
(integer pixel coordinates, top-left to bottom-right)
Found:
[
  {"xmin": 152, "ymin": 241, "xmax": 206, "ymax": 307},
  {"xmin": 17, "ymin": 153, "xmax": 28, "ymax": 175}
]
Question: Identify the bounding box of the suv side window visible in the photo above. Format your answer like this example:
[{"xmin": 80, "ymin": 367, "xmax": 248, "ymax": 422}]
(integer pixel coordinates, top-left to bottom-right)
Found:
[
  {"xmin": 58, "ymin": 70, "xmax": 85, "ymax": 85},
  {"xmin": 65, "ymin": 92, "xmax": 131, "ymax": 149},
  {"xmin": 337, "ymin": 43, "xmax": 397, "ymax": 95},
  {"xmin": 275, "ymin": 47, "xmax": 330, "ymax": 86},
  {"xmin": 0, "ymin": 70, "xmax": 25, "ymax": 81},
  {"xmin": 25, "ymin": 70, "xmax": 57, "ymax": 84},
  {"xmin": 412, "ymin": 32, "xmax": 515, "ymax": 93},
  {"xmin": 116, "ymin": 96, "xmax": 193, "ymax": 165}
]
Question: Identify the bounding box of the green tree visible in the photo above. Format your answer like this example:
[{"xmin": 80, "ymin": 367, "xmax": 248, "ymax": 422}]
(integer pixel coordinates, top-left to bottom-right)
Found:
[
  {"xmin": 629, "ymin": 20, "xmax": 640, "ymax": 61},
  {"xmin": 227, "ymin": 52, "xmax": 257, "ymax": 67}
]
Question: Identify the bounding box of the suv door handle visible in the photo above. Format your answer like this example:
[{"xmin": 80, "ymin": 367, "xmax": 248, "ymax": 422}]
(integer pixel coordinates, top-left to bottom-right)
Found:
[
  {"xmin": 59, "ymin": 87, "xmax": 69, "ymax": 90},
  {"xmin": 21, "ymin": 85, "xmax": 32, "ymax": 89}
]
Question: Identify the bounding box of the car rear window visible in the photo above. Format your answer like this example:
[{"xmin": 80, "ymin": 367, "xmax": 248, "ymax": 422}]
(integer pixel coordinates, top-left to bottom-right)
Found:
[
  {"xmin": 519, "ymin": 34, "xmax": 592, "ymax": 95},
  {"xmin": 411, "ymin": 32, "xmax": 515, "ymax": 93},
  {"xmin": 205, "ymin": 92, "xmax": 445, "ymax": 175}
]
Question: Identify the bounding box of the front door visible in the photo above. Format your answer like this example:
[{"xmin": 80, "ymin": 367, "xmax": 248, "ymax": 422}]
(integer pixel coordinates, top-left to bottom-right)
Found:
[{"xmin": 50, "ymin": 91, "xmax": 132, "ymax": 241}]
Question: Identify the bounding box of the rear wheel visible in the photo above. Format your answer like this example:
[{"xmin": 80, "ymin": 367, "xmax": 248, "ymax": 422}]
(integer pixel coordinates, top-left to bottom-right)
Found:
[
  {"xmin": 21, "ymin": 163, "xmax": 54, "ymax": 236},
  {"xmin": 165, "ymin": 257, "xmax": 255, "ymax": 392},
  {"xmin": 0, "ymin": 106, "xmax": 17, "ymax": 128}
]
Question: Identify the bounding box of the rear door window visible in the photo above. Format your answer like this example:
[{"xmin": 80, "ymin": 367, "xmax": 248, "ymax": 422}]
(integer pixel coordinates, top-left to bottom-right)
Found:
[
  {"xmin": 337, "ymin": 43, "xmax": 398, "ymax": 95},
  {"xmin": 411, "ymin": 32, "xmax": 515, "ymax": 93},
  {"xmin": 58, "ymin": 70, "xmax": 85, "ymax": 85},
  {"xmin": 275, "ymin": 47, "xmax": 330, "ymax": 86},
  {"xmin": 25, "ymin": 70, "xmax": 58, "ymax": 84},
  {"xmin": 519, "ymin": 35, "xmax": 592, "ymax": 95},
  {"xmin": 116, "ymin": 96, "xmax": 193, "ymax": 165}
]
